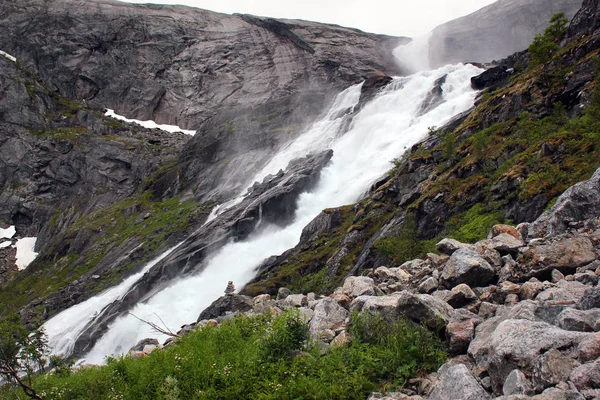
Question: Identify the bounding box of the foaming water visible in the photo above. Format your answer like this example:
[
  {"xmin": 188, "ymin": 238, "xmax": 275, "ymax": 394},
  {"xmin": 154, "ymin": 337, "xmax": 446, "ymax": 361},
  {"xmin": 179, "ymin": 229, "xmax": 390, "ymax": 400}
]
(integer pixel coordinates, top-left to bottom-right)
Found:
[
  {"xmin": 204, "ymin": 83, "xmax": 364, "ymax": 224},
  {"xmin": 83, "ymin": 63, "xmax": 482, "ymax": 364},
  {"xmin": 44, "ymin": 244, "xmax": 180, "ymax": 357},
  {"xmin": 393, "ymin": 33, "xmax": 432, "ymax": 74}
]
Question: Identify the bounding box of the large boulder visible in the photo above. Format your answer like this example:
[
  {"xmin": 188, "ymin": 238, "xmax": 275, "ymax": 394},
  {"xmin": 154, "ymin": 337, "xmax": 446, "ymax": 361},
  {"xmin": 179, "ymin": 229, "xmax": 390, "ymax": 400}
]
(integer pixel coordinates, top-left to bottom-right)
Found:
[
  {"xmin": 515, "ymin": 237, "xmax": 598, "ymax": 281},
  {"xmin": 351, "ymin": 291, "xmax": 454, "ymax": 329},
  {"xmin": 440, "ymin": 248, "xmax": 496, "ymax": 289},
  {"xmin": 528, "ymin": 167, "xmax": 600, "ymax": 239},
  {"xmin": 197, "ymin": 294, "xmax": 254, "ymax": 321},
  {"xmin": 309, "ymin": 298, "xmax": 348, "ymax": 337},
  {"xmin": 428, "ymin": 363, "xmax": 492, "ymax": 400},
  {"xmin": 342, "ymin": 276, "xmax": 376, "ymax": 297},
  {"xmin": 482, "ymin": 319, "xmax": 591, "ymax": 392}
]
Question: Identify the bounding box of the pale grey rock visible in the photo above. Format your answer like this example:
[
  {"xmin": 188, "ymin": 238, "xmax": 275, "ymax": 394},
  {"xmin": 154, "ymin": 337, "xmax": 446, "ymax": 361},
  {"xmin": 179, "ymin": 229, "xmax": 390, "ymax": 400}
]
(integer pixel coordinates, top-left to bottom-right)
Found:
[
  {"xmin": 441, "ymin": 248, "xmax": 496, "ymax": 289},
  {"xmin": 553, "ymin": 269, "xmax": 567, "ymax": 283},
  {"xmin": 485, "ymin": 319, "xmax": 591, "ymax": 392},
  {"xmin": 418, "ymin": 277, "xmax": 438, "ymax": 294},
  {"xmin": 298, "ymin": 307, "xmax": 314, "ymax": 323},
  {"xmin": 503, "ymin": 369, "xmax": 534, "ymax": 396},
  {"xmin": 488, "ymin": 233, "xmax": 525, "ymax": 254},
  {"xmin": 446, "ymin": 283, "xmax": 478, "ymax": 308},
  {"xmin": 277, "ymin": 287, "xmax": 292, "ymax": 300},
  {"xmin": 309, "ymin": 298, "xmax": 348, "ymax": 337},
  {"xmin": 343, "ymin": 276, "xmax": 376, "ymax": 297},
  {"xmin": 283, "ymin": 294, "xmax": 308, "ymax": 308},
  {"xmin": 428, "ymin": 363, "xmax": 492, "ymax": 400},
  {"xmin": 436, "ymin": 238, "xmax": 470, "ymax": 255},
  {"xmin": 351, "ymin": 291, "xmax": 454, "ymax": 329},
  {"xmin": 528, "ymin": 167, "xmax": 600, "ymax": 239}
]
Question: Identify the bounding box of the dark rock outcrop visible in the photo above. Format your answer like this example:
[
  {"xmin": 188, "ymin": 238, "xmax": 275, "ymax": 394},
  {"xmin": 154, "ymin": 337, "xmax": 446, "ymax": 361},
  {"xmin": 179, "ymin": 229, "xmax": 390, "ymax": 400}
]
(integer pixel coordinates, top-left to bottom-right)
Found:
[{"xmin": 197, "ymin": 294, "xmax": 254, "ymax": 322}]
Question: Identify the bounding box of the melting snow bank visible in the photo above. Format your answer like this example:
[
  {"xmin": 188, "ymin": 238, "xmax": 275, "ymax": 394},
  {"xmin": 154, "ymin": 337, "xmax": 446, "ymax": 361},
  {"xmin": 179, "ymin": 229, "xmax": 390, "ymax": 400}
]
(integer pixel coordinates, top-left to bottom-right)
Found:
[
  {"xmin": 0, "ymin": 50, "xmax": 16, "ymax": 62},
  {"xmin": 44, "ymin": 244, "xmax": 181, "ymax": 358},
  {"xmin": 14, "ymin": 237, "xmax": 38, "ymax": 270},
  {"xmin": 81, "ymin": 63, "xmax": 483, "ymax": 364},
  {"xmin": 104, "ymin": 109, "xmax": 196, "ymax": 135},
  {"xmin": 0, "ymin": 225, "xmax": 16, "ymax": 240}
]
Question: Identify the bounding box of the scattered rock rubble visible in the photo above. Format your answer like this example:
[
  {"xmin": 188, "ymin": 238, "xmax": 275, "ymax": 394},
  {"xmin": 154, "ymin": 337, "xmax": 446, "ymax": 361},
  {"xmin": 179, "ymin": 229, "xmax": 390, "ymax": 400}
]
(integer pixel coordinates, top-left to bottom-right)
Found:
[{"xmin": 131, "ymin": 167, "xmax": 600, "ymax": 399}]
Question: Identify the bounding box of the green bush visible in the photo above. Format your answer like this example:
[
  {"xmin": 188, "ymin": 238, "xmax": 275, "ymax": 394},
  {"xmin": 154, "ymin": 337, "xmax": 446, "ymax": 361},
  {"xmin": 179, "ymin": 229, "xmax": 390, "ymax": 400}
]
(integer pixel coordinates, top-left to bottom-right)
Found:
[
  {"xmin": 529, "ymin": 13, "xmax": 569, "ymax": 65},
  {"xmin": 3, "ymin": 311, "xmax": 446, "ymax": 400}
]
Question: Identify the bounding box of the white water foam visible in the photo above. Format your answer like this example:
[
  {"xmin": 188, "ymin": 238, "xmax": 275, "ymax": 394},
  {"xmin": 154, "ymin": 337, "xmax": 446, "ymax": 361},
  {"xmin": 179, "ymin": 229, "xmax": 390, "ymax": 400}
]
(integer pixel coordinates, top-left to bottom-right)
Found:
[
  {"xmin": 204, "ymin": 83, "xmax": 364, "ymax": 224},
  {"xmin": 104, "ymin": 109, "xmax": 196, "ymax": 135},
  {"xmin": 44, "ymin": 244, "xmax": 181, "ymax": 357},
  {"xmin": 82, "ymin": 62, "xmax": 482, "ymax": 364}
]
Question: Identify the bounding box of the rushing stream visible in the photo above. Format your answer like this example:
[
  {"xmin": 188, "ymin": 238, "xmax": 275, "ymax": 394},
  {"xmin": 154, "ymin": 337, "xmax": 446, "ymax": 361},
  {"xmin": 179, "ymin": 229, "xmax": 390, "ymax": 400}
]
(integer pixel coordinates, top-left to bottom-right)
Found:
[{"xmin": 44, "ymin": 56, "xmax": 483, "ymax": 363}]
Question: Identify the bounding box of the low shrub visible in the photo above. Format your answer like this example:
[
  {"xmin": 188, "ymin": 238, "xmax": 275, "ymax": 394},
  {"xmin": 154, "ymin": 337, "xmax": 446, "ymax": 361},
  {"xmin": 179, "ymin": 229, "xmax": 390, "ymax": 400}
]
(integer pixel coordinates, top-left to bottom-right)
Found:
[{"xmin": 2, "ymin": 310, "xmax": 446, "ymax": 400}]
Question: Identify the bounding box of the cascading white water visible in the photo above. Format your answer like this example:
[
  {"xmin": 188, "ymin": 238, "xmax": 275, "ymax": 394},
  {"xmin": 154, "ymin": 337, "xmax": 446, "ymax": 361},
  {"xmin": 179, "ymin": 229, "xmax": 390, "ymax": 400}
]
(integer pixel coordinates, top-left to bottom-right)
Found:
[
  {"xmin": 80, "ymin": 62, "xmax": 483, "ymax": 364},
  {"xmin": 205, "ymin": 83, "xmax": 364, "ymax": 223},
  {"xmin": 43, "ymin": 83, "xmax": 364, "ymax": 360},
  {"xmin": 43, "ymin": 244, "xmax": 181, "ymax": 357}
]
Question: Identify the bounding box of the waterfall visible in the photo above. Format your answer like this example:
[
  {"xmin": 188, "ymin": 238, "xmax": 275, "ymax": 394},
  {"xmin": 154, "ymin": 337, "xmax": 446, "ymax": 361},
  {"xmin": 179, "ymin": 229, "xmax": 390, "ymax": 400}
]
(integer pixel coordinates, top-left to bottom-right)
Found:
[
  {"xmin": 76, "ymin": 62, "xmax": 482, "ymax": 364},
  {"xmin": 43, "ymin": 244, "xmax": 181, "ymax": 357},
  {"xmin": 204, "ymin": 83, "xmax": 364, "ymax": 224}
]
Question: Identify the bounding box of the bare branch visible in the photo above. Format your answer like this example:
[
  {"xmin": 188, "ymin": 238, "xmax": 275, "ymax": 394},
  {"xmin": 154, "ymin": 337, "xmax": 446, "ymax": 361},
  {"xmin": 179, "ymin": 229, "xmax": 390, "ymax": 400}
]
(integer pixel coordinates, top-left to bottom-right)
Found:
[{"xmin": 128, "ymin": 313, "xmax": 179, "ymax": 338}]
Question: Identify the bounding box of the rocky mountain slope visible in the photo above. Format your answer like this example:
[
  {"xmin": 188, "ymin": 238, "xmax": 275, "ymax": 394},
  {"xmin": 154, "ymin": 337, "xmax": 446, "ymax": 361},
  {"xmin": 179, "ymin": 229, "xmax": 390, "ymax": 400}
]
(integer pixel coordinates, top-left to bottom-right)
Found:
[
  {"xmin": 0, "ymin": 0, "xmax": 405, "ymax": 324},
  {"xmin": 244, "ymin": 0, "xmax": 600, "ymax": 302},
  {"xmin": 185, "ymin": 164, "xmax": 600, "ymax": 399},
  {"xmin": 0, "ymin": 0, "xmax": 406, "ymax": 204},
  {"xmin": 428, "ymin": 0, "xmax": 583, "ymax": 67}
]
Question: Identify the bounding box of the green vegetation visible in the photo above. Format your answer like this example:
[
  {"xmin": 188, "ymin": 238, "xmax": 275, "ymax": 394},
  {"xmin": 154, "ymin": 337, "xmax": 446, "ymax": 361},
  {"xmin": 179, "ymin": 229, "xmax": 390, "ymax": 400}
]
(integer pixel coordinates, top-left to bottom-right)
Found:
[
  {"xmin": 245, "ymin": 204, "xmax": 393, "ymax": 296},
  {"xmin": 373, "ymin": 212, "xmax": 438, "ymax": 265},
  {"xmin": 528, "ymin": 13, "xmax": 569, "ymax": 65},
  {"xmin": 0, "ymin": 314, "xmax": 50, "ymax": 400},
  {"xmin": 1, "ymin": 311, "xmax": 446, "ymax": 400},
  {"xmin": 0, "ymin": 191, "xmax": 207, "ymax": 322},
  {"xmin": 30, "ymin": 127, "xmax": 88, "ymax": 141}
]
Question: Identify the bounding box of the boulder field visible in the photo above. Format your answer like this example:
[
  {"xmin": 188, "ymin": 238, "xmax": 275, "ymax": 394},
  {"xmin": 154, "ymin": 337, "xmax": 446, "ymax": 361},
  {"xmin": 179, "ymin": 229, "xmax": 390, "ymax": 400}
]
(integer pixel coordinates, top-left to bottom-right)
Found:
[{"xmin": 132, "ymin": 166, "xmax": 600, "ymax": 399}]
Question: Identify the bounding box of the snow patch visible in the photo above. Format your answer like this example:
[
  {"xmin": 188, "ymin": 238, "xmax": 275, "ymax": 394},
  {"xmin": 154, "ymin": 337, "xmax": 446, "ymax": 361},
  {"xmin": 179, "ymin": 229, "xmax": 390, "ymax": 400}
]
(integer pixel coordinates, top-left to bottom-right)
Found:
[
  {"xmin": 104, "ymin": 109, "xmax": 196, "ymax": 135},
  {"xmin": 0, "ymin": 225, "xmax": 16, "ymax": 240},
  {"xmin": 14, "ymin": 237, "xmax": 38, "ymax": 270},
  {"xmin": 0, "ymin": 241, "xmax": 12, "ymax": 249},
  {"xmin": 0, "ymin": 50, "xmax": 16, "ymax": 62}
]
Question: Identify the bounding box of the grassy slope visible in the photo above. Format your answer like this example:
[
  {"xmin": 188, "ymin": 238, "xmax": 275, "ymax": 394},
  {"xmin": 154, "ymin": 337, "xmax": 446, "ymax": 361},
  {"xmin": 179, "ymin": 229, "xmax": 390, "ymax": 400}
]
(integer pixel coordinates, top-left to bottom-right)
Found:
[{"xmin": 1, "ymin": 311, "xmax": 446, "ymax": 400}]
